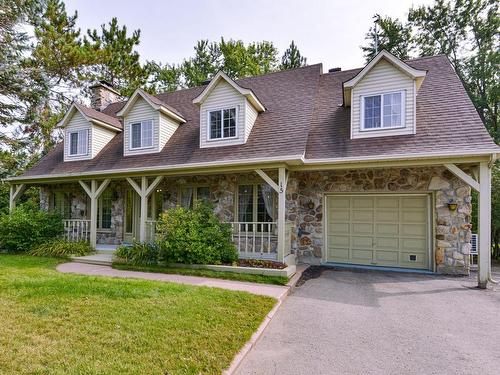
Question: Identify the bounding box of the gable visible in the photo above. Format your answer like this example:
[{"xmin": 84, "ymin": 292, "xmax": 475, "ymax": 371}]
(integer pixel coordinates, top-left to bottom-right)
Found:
[{"xmin": 64, "ymin": 111, "xmax": 91, "ymax": 161}]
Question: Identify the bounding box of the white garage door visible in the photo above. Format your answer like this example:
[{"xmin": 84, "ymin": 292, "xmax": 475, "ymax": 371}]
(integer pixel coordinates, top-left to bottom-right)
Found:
[{"xmin": 326, "ymin": 194, "xmax": 430, "ymax": 270}]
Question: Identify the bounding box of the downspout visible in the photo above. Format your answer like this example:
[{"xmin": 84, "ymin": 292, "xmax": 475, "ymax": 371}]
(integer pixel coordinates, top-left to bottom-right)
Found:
[{"xmin": 488, "ymin": 153, "xmax": 498, "ymax": 284}]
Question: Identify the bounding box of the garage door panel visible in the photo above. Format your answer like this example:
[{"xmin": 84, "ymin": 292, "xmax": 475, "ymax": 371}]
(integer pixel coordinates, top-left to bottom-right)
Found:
[
  {"xmin": 401, "ymin": 224, "xmax": 427, "ymax": 237},
  {"xmin": 375, "ymin": 210, "xmax": 399, "ymax": 221},
  {"xmin": 351, "ymin": 249, "xmax": 373, "ymax": 263},
  {"xmin": 352, "ymin": 210, "xmax": 373, "ymax": 221},
  {"xmin": 376, "ymin": 223, "xmax": 399, "ymax": 235},
  {"xmin": 327, "ymin": 195, "xmax": 430, "ymax": 271},
  {"xmin": 376, "ymin": 237, "xmax": 399, "ymax": 249},
  {"xmin": 401, "ymin": 210, "xmax": 427, "ymax": 222},
  {"xmin": 352, "ymin": 236, "xmax": 373, "ymax": 248}
]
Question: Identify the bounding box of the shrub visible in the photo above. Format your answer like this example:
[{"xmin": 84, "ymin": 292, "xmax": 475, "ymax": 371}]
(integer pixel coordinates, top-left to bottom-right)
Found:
[
  {"xmin": 29, "ymin": 239, "xmax": 94, "ymax": 258},
  {"xmin": 0, "ymin": 207, "xmax": 64, "ymax": 253},
  {"xmin": 156, "ymin": 201, "xmax": 238, "ymax": 265},
  {"xmin": 115, "ymin": 242, "xmax": 159, "ymax": 265}
]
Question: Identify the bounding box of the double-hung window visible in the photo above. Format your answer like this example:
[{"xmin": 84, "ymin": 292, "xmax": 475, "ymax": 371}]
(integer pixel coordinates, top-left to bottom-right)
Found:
[
  {"xmin": 209, "ymin": 108, "xmax": 236, "ymax": 139},
  {"xmin": 362, "ymin": 91, "xmax": 404, "ymax": 130},
  {"xmin": 97, "ymin": 188, "xmax": 112, "ymax": 229},
  {"xmin": 179, "ymin": 186, "xmax": 210, "ymax": 209},
  {"xmin": 130, "ymin": 120, "xmax": 153, "ymax": 149},
  {"xmin": 69, "ymin": 130, "xmax": 88, "ymax": 156}
]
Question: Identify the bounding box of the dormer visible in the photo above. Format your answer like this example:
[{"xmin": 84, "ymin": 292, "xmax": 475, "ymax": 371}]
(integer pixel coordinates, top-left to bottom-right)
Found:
[
  {"xmin": 343, "ymin": 50, "xmax": 427, "ymax": 139},
  {"xmin": 116, "ymin": 89, "xmax": 186, "ymax": 156},
  {"xmin": 62, "ymin": 103, "xmax": 122, "ymax": 162},
  {"xmin": 193, "ymin": 71, "xmax": 265, "ymax": 148}
]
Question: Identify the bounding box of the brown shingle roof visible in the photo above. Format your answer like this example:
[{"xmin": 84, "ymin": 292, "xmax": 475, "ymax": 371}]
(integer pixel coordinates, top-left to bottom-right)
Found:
[
  {"xmin": 18, "ymin": 56, "xmax": 498, "ymax": 179},
  {"xmin": 74, "ymin": 102, "xmax": 122, "ymax": 130}
]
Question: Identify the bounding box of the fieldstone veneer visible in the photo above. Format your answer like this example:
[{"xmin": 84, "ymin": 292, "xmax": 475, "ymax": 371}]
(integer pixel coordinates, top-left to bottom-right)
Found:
[{"xmin": 286, "ymin": 167, "xmax": 472, "ymax": 275}]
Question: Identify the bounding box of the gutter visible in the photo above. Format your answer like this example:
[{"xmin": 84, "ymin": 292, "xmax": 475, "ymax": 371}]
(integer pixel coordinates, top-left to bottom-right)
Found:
[{"xmin": 5, "ymin": 149, "xmax": 499, "ymax": 184}]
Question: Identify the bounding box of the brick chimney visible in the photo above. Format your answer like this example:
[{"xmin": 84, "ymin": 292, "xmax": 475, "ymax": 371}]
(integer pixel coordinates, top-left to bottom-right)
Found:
[{"xmin": 89, "ymin": 80, "xmax": 121, "ymax": 111}]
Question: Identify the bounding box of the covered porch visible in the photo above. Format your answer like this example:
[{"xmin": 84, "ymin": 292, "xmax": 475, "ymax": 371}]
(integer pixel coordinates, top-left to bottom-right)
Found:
[{"xmin": 10, "ymin": 167, "xmax": 294, "ymax": 264}]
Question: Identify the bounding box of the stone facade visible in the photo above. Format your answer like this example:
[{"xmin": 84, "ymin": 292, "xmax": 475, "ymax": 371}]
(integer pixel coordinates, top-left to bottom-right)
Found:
[
  {"xmin": 38, "ymin": 167, "xmax": 472, "ymax": 275},
  {"xmin": 286, "ymin": 167, "xmax": 472, "ymax": 274}
]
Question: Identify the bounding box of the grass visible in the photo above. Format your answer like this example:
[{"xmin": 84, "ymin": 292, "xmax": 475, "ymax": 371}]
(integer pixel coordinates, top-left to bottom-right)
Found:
[
  {"xmin": 113, "ymin": 262, "xmax": 289, "ymax": 286},
  {"xmin": 0, "ymin": 255, "xmax": 276, "ymax": 374}
]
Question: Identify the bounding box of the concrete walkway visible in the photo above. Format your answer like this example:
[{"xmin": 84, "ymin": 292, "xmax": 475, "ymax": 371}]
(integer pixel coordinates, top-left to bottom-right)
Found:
[{"xmin": 57, "ymin": 262, "xmax": 289, "ymax": 299}]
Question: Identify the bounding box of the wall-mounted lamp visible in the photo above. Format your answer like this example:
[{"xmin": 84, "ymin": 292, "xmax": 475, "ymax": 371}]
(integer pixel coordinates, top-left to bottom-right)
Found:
[
  {"xmin": 447, "ymin": 199, "xmax": 458, "ymax": 211},
  {"xmin": 307, "ymin": 200, "xmax": 315, "ymax": 210}
]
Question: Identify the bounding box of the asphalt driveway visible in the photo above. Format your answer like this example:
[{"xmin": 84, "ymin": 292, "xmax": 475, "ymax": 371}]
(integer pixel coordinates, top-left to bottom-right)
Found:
[{"xmin": 236, "ymin": 267, "xmax": 500, "ymax": 375}]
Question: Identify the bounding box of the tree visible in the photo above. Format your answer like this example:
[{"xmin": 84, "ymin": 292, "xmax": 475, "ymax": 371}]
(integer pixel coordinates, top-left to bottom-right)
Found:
[
  {"xmin": 84, "ymin": 18, "xmax": 149, "ymax": 96},
  {"xmin": 181, "ymin": 40, "xmax": 221, "ymax": 87},
  {"xmin": 280, "ymin": 40, "xmax": 307, "ymax": 70},
  {"xmin": 361, "ymin": 15, "xmax": 412, "ymax": 61}
]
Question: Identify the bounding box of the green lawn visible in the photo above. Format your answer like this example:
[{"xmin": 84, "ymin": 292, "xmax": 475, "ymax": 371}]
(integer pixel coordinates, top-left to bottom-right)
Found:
[
  {"xmin": 113, "ymin": 262, "xmax": 289, "ymax": 285},
  {"xmin": 0, "ymin": 255, "xmax": 276, "ymax": 374}
]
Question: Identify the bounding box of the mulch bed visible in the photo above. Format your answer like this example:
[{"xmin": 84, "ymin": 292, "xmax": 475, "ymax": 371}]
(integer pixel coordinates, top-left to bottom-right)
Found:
[{"xmin": 234, "ymin": 259, "xmax": 287, "ymax": 269}]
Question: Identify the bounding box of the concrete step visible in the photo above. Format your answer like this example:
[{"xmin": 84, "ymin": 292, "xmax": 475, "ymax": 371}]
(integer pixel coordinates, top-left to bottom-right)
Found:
[{"xmin": 71, "ymin": 253, "xmax": 113, "ymax": 266}]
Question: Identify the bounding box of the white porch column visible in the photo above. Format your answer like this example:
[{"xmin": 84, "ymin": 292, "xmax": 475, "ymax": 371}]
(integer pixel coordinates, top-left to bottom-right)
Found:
[
  {"xmin": 79, "ymin": 179, "xmax": 111, "ymax": 248},
  {"xmin": 277, "ymin": 167, "xmax": 288, "ymax": 263},
  {"xmin": 478, "ymin": 161, "xmax": 492, "ymax": 289},
  {"xmin": 9, "ymin": 184, "xmax": 25, "ymax": 213},
  {"xmin": 126, "ymin": 176, "xmax": 163, "ymax": 242}
]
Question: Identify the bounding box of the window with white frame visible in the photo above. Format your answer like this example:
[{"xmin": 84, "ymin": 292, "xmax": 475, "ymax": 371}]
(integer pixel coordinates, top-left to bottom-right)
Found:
[
  {"xmin": 362, "ymin": 91, "xmax": 404, "ymax": 130},
  {"xmin": 130, "ymin": 120, "xmax": 153, "ymax": 149},
  {"xmin": 237, "ymin": 184, "xmax": 276, "ymax": 232},
  {"xmin": 179, "ymin": 186, "xmax": 210, "ymax": 209},
  {"xmin": 97, "ymin": 188, "xmax": 112, "ymax": 230},
  {"xmin": 69, "ymin": 130, "xmax": 88, "ymax": 156},
  {"xmin": 209, "ymin": 108, "xmax": 236, "ymax": 139}
]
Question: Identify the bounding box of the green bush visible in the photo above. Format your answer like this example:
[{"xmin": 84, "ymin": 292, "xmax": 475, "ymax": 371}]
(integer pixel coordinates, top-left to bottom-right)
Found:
[
  {"xmin": 0, "ymin": 207, "xmax": 64, "ymax": 253},
  {"xmin": 156, "ymin": 201, "xmax": 238, "ymax": 265},
  {"xmin": 115, "ymin": 242, "xmax": 159, "ymax": 265},
  {"xmin": 29, "ymin": 239, "xmax": 94, "ymax": 258}
]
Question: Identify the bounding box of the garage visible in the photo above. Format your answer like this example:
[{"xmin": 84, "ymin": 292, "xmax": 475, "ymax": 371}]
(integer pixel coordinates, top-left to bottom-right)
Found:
[{"xmin": 326, "ymin": 194, "xmax": 431, "ymax": 270}]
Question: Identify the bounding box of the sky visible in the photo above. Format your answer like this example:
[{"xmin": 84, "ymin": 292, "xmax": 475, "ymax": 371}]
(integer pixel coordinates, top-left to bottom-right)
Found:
[{"xmin": 66, "ymin": 0, "xmax": 434, "ymax": 71}]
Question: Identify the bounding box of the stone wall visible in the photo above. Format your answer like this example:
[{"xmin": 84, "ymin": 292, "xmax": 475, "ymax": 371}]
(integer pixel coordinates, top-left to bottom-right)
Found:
[{"xmin": 286, "ymin": 167, "xmax": 472, "ymax": 275}]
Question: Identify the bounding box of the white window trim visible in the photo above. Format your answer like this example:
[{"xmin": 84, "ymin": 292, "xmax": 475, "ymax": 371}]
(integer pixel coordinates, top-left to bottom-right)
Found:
[
  {"xmin": 129, "ymin": 119, "xmax": 154, "ymax": 150},
  {"xmin": 68, "ymin": 129, "xmax": 89, "ymax": 156},
  {"xmin": 206, "ymin": 107, "xmax": 238, "ymax": 141},
  {"xmin": 360, "ymin": 90, "xmax": 406, "ymax": 132}
]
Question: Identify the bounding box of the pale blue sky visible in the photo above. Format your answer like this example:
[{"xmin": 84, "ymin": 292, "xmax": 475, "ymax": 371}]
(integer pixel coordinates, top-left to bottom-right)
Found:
[{"xmin": 65, "ymin": 0, "xmax": 433, "ymax": 71}]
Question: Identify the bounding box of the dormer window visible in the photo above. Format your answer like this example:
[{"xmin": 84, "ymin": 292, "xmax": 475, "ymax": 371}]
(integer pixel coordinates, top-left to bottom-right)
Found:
[
  {"xmin": 209, "ymin": 108, "xmax": 236, "ymax": 140},
  {"xmin": 69, "ymin": 130, "xmax": 88, "ymax": 156},
  {"xmin": 130, "ymin": 120, "xmax": 153, "ymax": 149},
  {"xmin": 361, "ymin": 91, "xmax": 404, "ymax": 131}
]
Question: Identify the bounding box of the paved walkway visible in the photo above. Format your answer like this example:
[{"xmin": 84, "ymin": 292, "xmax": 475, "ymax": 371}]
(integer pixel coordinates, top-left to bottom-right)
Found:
[
  {"xmin": 237, "ymin": 267, "xmax": 500, "ymax": 375},
  {"xmin": 57, "ymin": 262, "xmax": 289, "ymax": 299}
]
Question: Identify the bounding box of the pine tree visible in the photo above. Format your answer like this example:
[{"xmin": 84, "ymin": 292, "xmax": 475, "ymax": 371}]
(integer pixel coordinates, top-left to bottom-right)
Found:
[{"xmin": 280, "ymin": 41, "xmax": 307, "ymax": 70}]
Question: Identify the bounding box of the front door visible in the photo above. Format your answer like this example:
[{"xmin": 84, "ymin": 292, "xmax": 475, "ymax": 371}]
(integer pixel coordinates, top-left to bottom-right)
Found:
[{"xmin": 124, "ymin": 189, "xmax": 140, "ymax": 243}]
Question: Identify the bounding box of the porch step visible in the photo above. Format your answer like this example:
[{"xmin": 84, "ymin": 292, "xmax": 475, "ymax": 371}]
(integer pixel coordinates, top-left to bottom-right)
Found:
[
  {"xmin": 95, "ymin": 244, "xmax": 119, "ymax": 253},
  {"xmin": 71, "ymin": 253, "xmax": 113, "ymax": 266}
]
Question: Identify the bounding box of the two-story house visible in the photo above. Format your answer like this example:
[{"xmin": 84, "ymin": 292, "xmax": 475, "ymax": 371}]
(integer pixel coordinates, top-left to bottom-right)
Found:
[{"xmin": 8, "ymin": 50, "xmax": 499, "ymax": 287}]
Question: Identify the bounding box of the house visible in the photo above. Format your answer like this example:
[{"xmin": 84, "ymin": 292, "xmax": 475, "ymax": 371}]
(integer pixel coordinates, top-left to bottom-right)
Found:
[{"xmin": 8, "ymin": 50, "xmax": 499, "ymax": 287}]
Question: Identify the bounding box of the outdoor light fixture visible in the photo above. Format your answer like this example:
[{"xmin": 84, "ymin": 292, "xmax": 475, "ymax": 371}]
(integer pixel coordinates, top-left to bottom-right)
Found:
[
  {"xmin": 307, "ymin": 200, "xmax": 315, "ymax": 210},
  {"xmin": 447, "ymin": 199, "xmax": 458, "ymax": 211}
]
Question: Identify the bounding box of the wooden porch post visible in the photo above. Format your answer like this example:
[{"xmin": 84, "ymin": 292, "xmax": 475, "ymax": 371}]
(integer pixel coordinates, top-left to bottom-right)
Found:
[
  {"xmin": 79, "ymin": 179, "xmax": 111, "ymax": 248},
  {"xmin": 9, "ymin": 184, "xmax": 25, "ymax": 214},
  {"xmin": 126, "ymin": 176, "xmax": 163, "ymax": 242},
  {"xmin": 478, "ymin": 161, "xmax": 492, "ymax": 289},
  {"xmin": 277, "ymin": 167, "xmax": 288, "ymax": 263}
]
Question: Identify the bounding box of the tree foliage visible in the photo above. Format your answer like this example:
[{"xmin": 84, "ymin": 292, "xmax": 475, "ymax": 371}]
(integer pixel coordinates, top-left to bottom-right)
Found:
[
  {"xmin": 280, "ymin": 40, "xmax": 307, "ymax": 70},
  {"xmin": 362, "ymin": 15, "xmax": 412, "ymax": 61}
]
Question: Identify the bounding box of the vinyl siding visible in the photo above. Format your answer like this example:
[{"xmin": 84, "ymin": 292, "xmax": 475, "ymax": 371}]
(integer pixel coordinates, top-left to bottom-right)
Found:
[
  {"xmin": 123, "ymin": 97, "xmax": 160, "ymax": 155},
  {"xmin": 245, "ymin": 99, "xmax": 258, "ymax": 142},
  {"xmin": 92, "ymin": 125, "xmax": 116, "ymax": 158},
  {"xmin": 159, "ymin": 112, "xmax": 179, "ymax": 150},
  {"xmin": 351, "ymin": 59, "xmax": 415, "ymax": 139},
  {"xmin": 64, "ymin": 111, "xmax": 91, "ymax": 162},
  {"xmin": 200, "ymin": 81, "xmax": 246, "ymax": 148}
]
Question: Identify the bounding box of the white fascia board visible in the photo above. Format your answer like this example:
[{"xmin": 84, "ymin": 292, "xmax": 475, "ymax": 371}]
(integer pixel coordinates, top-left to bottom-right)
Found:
[
  {"xmin": 343, "ymin": 50, "xmax": 427, "ymax": 89},
  {"xmin": 90, "ymin": 119, "xmax": 122, "ymax": 132},
  {"xmin": 192, "ymin": 71, "xmax": 265, "ymax": 112}
]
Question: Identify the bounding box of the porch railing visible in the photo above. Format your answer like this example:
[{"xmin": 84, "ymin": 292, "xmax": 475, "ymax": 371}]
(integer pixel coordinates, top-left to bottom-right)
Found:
[
  {"xmin": 230, "ymin": 222, "xmax": 278, "ymax": 260},
  {"xmin": 63, "ymin": 219, "xmax": 90, "ymax": 242}
]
